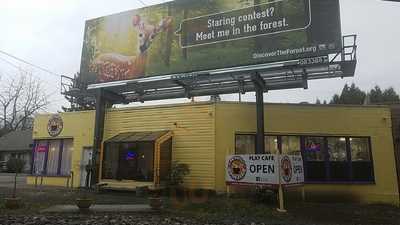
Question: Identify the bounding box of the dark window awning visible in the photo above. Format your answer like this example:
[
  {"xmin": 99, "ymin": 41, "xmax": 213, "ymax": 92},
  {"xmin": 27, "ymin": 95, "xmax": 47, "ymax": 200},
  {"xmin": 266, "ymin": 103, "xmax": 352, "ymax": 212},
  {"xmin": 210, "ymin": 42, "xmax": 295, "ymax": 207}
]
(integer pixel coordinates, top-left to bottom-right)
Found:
[{"xmin": 105, "ymin": 131, "xmax": 170, "ymax": 143}]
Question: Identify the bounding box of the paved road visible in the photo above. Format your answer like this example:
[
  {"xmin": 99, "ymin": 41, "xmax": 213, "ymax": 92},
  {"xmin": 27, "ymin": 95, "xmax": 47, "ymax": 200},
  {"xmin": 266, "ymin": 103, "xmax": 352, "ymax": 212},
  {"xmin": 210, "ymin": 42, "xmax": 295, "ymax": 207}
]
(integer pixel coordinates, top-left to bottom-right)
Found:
[{"xmin": 0, "ymin": 173, "xmax": 27, "ymax": 187}]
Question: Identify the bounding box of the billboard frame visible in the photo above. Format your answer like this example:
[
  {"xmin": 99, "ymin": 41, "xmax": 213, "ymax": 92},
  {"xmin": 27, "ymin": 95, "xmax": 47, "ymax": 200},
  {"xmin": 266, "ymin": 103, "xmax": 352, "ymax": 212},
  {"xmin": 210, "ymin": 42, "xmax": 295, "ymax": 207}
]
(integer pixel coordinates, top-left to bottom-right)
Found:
[
  {"xmin": 80, "ymin": 35, "xmax": 356, "ymax": 103},
  {"xmin": 62, "ymin": 34, "xmax": 357, "ymax": 186},
  {"xmin": 79, "ymin": 0, "xmax": 343, "ymax": 85}
]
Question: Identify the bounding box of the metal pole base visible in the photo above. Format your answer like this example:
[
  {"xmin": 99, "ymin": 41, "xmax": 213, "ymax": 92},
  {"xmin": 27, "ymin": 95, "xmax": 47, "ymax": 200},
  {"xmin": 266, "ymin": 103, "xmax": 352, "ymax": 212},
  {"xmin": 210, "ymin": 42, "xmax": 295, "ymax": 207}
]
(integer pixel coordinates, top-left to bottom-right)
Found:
[
  {"xmin": 277, "ymin": 185, "xmax": 287, "ymax": 213},
  {"xmin": 277, "ymin": 208, "xmax": 287, "ymax": 213}
]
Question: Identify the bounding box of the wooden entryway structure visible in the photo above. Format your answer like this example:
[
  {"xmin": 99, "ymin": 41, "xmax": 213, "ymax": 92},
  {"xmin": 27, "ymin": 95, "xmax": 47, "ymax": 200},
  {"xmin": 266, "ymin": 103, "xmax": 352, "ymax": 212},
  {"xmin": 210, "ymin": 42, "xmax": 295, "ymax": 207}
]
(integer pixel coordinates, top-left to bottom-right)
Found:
[{"xmin": 98, "ymin": 131, "xmax": 172, "ymax": 190}]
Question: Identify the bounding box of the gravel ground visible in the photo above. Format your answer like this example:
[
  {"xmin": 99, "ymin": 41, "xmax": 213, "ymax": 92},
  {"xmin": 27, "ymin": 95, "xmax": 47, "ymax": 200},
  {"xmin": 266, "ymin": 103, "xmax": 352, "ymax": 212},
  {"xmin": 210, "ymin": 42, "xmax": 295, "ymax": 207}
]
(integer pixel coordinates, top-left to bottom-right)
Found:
[
  {"xmin": 1, "ymin": 214, "xmax": 192, "ymax": 225},
  {"xmin": 0, "ymin": 186, "xmax": 399, "ymax": 225},
  {"xmin": 0, "ymin": 214, "xmax": 328, "ymax": 225},
  {"xmin": 3, "ymin": 203, "xmax": 399, "ymax": 225}
]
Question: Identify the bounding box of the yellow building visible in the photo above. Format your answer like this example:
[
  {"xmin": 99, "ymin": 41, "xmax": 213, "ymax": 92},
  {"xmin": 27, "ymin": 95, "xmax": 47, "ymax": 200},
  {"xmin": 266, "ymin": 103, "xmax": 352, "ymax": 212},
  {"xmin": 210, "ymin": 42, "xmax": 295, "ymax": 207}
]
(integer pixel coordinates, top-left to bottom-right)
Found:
[{"xmin": 28, "ymin": 102, "xmax": 400, "ymax": 206}]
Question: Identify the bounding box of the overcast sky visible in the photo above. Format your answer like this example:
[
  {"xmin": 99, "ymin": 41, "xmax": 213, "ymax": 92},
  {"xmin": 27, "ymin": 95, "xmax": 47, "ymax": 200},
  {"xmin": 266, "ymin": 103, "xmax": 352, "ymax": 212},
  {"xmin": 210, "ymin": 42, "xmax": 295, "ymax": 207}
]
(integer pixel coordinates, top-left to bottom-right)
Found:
[{"xmin": 0, "ymin": 0, "xmax": 399, "ymax": 112}]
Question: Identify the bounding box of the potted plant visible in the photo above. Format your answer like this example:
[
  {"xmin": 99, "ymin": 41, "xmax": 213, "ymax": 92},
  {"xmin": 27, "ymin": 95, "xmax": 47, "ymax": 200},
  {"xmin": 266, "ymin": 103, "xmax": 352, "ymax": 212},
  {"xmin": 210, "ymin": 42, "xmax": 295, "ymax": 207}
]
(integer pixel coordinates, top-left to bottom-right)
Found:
[
  {"xmin": 148, "ymin": 185, "xmax": 163, "ymax": 210},
  {"xmin": 75, "ymin": 188, "xmax": 93, "ymax": 212},
  {"xmin": 4, "ymin": 158, "xmax": 25, "ymax": 209},
  {"xmin": 75, "ymin": 162, "xmax": 94, "ymax": 212},
  {"xmin": 148, "ymin": 162, "xmax": 190, "ymax": 210},
  {"xmin": 168, "ymin": 162, "xmax": 190, "ymax": 200}
]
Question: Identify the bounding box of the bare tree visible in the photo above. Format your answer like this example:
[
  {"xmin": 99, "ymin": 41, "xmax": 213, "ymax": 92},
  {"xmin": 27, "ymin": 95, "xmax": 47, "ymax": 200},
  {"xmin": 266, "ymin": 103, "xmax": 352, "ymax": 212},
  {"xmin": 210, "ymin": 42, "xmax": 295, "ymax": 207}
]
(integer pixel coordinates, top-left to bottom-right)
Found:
[{"xmin": 0, "ymin": 71, "xmax": 49, "ymax": 131}]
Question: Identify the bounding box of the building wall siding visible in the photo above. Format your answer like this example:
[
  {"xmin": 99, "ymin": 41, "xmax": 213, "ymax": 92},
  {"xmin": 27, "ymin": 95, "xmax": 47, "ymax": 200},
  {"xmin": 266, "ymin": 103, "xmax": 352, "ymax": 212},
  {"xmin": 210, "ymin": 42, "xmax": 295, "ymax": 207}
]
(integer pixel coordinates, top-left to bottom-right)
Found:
[
  {"xmin": 30, "ymin": 111, "xmax": 95, "ymax": 187},
  {"xmin": 215, "ymin": 103, "xmax": 399, "ymax": 206},
  {"xmin": 103, "ymin": 103, "xmax": 216, "ymax": 189},
  {"xmin": 27, "ymin": 102, "xmax": 400, "ymax": 206},
  {"xmin": 390, "ymin": 105, "xmax": 400, "ymax": 205}
]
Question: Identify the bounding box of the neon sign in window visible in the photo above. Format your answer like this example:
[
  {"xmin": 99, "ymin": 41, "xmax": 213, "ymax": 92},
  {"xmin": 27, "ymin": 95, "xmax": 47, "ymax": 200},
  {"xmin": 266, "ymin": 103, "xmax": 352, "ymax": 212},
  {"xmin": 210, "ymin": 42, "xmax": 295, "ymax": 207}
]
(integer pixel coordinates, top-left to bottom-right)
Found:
[{"xmin": 126, "ymin": 151, "xmax": 137, "ymax": 160}]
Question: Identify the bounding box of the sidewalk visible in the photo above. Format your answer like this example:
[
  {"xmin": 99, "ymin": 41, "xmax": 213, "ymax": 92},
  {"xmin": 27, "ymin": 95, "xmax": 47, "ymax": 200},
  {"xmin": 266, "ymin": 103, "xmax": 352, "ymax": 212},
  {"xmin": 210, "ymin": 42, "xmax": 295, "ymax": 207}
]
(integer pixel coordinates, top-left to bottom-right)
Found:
[
  {"xmin": 41, "ymin": 204, "xmax": 153, "ymax": 213},
  {"xmin": 0, "ymin": 173, "xmax": 27, "ymax": 188}
]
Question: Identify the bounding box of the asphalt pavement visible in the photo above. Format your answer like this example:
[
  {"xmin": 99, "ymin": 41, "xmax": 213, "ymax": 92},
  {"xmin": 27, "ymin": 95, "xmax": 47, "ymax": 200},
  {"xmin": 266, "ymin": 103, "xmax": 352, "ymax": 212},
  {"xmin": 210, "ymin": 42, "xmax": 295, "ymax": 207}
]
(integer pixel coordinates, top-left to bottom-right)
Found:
[{"xmin": 0, "ymin": 173, "xmax": 27, "ymax": 188}]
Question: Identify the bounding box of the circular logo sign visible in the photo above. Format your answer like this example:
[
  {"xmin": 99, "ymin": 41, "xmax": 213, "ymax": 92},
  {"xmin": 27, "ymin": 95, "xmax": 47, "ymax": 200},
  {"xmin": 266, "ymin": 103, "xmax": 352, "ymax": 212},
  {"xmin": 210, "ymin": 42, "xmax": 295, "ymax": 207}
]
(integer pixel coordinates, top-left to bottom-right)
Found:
[
  {"xmin": 47, "ymin": 114, "xmax": 63, "ymax": 137},
  {"xmin": 281, "ymin": 156, "xmax": 293, "ymax": 183},
  {"xmin": 227, "ymin": 156, "xmax": 247, "ymax": 181}
]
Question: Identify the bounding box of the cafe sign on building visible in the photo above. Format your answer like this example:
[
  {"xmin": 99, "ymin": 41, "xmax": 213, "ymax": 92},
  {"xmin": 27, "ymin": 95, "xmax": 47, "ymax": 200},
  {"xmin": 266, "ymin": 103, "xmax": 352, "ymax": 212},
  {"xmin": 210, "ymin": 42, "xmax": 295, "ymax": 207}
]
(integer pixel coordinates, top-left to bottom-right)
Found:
[{"xmin": 226, "ymin": 154, "xmax": 304, "ymax": 186}]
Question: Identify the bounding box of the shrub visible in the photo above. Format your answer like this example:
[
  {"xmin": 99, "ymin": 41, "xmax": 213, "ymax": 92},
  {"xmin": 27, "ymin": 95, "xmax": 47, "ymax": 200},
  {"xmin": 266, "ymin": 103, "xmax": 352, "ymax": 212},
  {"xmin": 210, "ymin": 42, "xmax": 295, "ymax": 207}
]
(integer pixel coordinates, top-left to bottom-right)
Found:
[
  {"xmin": 6, "ymin": 158, "xmax": 26, "ymax": 198},
  {"xmin": 169, "ymin": 161, "xmax": 190, "ymax": 187},
  {"xmin": 6, "ymin": 158, "xmax": 25, "ymax": 174}
]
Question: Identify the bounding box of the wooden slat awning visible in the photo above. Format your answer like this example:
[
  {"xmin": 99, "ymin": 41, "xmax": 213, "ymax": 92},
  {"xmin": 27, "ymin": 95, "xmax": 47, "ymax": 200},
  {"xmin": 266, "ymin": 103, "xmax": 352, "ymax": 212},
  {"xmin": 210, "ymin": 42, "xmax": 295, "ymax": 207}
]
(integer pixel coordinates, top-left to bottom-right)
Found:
[{"xmin": 105, "ymin": 131, "xmax": 170, "ymax": 143}]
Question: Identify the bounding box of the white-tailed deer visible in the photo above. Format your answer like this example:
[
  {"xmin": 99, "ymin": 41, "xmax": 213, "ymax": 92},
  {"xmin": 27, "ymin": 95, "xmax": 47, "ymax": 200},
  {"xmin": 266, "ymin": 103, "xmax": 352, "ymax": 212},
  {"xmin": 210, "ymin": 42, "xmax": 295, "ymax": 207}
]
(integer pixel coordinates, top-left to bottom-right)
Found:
[{"xmin": 90, "ymin": 15, "xmax": 173, "ymax": 82}]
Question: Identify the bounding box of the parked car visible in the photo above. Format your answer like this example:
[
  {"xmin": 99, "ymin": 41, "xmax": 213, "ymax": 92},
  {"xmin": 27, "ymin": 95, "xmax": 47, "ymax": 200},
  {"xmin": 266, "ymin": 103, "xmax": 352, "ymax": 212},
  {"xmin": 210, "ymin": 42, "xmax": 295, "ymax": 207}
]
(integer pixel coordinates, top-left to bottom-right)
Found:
[{"xmin": 0, "ymin": 160, "xmax": 7, "ymax": 172}]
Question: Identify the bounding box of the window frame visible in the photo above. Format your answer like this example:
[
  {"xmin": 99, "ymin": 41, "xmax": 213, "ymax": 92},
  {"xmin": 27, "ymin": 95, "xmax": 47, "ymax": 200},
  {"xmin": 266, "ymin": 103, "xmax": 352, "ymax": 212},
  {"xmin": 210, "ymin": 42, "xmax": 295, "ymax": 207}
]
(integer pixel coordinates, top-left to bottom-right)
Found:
[
  {"xmin": 234, "ymin": 133, "xmax": 256, "ymax": 155},
  {"xmin": 348, "ymin": 137, "xmax": 375, "ymax": 183},
  {"xmin": 31, "ymin": 138, "xmax": 74, "ymax": 177},
  {"xmin": 234, "ymin": 133, "xmax": 375, "ymax": 184}
]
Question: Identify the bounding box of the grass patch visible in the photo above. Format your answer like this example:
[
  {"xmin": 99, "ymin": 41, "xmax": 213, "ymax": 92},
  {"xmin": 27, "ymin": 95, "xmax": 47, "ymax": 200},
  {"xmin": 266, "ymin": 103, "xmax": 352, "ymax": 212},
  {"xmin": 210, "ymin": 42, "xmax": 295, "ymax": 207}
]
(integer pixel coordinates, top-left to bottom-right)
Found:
[
  {"xmin": 165, "ymin": 195, "xmax": 400, "ymax": 225},
  {"xmin": 165, "ymin": 196, "xmax": 288, "ymax": 224}
]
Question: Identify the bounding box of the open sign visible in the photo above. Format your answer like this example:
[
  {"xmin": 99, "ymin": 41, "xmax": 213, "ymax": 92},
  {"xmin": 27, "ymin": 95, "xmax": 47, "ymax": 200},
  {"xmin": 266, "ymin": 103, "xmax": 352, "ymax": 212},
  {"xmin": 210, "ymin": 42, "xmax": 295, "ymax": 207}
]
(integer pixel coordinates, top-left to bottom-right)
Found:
[
  {"xmin": 226, "ymin": 154, "xmax": 304, "ymax": 186},
  {"xmin": 35, "ymin": 144, "xmax": 48, "ymax": 152}
]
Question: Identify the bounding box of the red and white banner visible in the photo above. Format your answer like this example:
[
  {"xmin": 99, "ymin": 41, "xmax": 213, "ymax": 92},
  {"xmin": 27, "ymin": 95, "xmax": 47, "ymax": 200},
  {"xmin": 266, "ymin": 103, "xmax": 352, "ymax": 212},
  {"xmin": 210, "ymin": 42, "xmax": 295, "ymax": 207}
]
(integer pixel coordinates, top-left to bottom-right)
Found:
[
  {"xmin": 35, "ymin": 144, "xmax": 48, "ymax": 153},
  {"xmin": 226, "ymin": 154, "xmax": 304, "ymax": 186}
]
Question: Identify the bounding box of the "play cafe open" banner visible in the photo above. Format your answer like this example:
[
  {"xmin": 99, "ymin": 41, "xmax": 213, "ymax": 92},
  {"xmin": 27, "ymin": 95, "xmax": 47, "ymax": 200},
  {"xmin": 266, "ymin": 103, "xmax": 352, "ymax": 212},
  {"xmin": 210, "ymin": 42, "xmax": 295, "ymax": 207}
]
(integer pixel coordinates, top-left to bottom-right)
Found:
[{"xmin": 226, "ymin": 154, "xmax": 304, "ymax": 186}]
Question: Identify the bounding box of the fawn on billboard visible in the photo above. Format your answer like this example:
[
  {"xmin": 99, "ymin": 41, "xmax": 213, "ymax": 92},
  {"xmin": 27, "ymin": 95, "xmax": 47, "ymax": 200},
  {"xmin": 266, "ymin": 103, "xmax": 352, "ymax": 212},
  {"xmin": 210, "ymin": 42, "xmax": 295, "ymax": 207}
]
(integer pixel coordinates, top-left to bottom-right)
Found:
[{"xmin": 80, "ymin": 0, "xmax": 342, "ymax": 85}]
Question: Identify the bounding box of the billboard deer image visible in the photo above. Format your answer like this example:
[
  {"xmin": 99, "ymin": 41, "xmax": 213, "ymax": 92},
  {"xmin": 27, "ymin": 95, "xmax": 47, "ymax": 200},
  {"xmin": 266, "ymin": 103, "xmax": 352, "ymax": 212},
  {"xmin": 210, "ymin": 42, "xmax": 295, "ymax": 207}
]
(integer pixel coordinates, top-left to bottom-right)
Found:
[{"xmin": 80, "ymin": 0, "xmax": 342, "ymax": 85}]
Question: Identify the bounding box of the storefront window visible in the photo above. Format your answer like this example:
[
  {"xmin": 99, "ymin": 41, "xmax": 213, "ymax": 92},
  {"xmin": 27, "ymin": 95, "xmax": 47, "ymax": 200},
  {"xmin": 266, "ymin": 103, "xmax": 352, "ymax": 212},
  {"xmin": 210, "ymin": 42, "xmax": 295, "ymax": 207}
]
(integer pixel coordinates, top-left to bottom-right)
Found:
[
  {"xmin": 327, "ymin": 137, "xmax": 347, "ymax": 161},
  {"xmin": 281, "ymin": 136, "xmax": 300, "ymax": 155},
  {"xmin": 60, "ymin": 139, "xmax": 73, "ymax": 176},
  {"xmin": 46, "ymin": 140, "xmax": 61, "ymax": 175},
  {"xmin": 327, "ymin": 137, "xmax": 349, "ymax": 181},
  {"xmin": 304, "ymin": 137, "xmax": 325, "ymax": 161},
  {"xmin": 302, "ymin": 136, "xmax": 374, "ymax": 183},
  {"xmin": 265, "ymin": 136, "xmax": 278, "ymax": 154},
  {"xmin": 350, "ymin": 138, "xmax": 374, "ymax": 182},
  {"xmin": 235, "ymin": 135, "xmax": 255, "ymax": 154},
  {"xmin": 350, "ymin": 138, "xmax": 371, "ymax": 161},
  {"xmin": 32, "ymin": 139, "xmax": 73, "ymax": 176},
  {"xmin": 233, "ymin": 134, "xmax": 375, "ymax": 183},
  {"xmin": 33, "ymin": 140, "xmax": 47, "ymax": 175},
  {"xmin": 304, "ymin": 137, "xmax": 327, "ymax": 181},
  {"xmin": 102, "ymin": 142, "xmax": 154, "ymax": 182}
]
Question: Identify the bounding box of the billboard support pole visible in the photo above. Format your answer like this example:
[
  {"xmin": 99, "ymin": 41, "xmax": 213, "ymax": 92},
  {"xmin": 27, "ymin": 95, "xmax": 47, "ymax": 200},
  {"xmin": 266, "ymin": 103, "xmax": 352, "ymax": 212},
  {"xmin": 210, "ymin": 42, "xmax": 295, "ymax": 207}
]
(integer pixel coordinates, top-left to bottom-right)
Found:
[
  {"xmin": 91, "ymin": 88, "xmax": 106, "ymax": 187},
  {"xmin": 252, "ymin": 72, "xmax": 265, "ymax": 154}
]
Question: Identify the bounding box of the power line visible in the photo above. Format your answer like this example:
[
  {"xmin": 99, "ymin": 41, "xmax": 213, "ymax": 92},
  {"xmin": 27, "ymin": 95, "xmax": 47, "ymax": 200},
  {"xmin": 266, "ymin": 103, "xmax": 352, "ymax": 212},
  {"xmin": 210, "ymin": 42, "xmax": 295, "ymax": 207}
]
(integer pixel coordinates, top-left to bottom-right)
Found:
[
  {"xmin": 0, "ymin": 50, "xmax": 61, "ymax": 78},
  {"xmin": 0, "ymin": 52, "xmax": 70, "ymax": 111},
  {"xmin": 0, "ymin": 55, "xmax": 61, "ymax": 93},
  {"xmin": 0, "ymin": 56, "xmax": 30, "ymax": 74},
  {"xmin": 0, "ymin": 55, "xmax": 54, "ymax": 82}
]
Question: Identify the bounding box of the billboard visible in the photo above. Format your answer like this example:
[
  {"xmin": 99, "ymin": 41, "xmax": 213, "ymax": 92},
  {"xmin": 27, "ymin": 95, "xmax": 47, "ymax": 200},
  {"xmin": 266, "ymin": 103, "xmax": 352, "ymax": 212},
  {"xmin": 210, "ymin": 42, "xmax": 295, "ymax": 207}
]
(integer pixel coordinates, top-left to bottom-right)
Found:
[
  {"xmin": 80, "ymin": 0, "xmax": 342, "ymax": 85},
  {"xmin": 226, "ymin": 154, "xmax": 304, "ymax": 186}
]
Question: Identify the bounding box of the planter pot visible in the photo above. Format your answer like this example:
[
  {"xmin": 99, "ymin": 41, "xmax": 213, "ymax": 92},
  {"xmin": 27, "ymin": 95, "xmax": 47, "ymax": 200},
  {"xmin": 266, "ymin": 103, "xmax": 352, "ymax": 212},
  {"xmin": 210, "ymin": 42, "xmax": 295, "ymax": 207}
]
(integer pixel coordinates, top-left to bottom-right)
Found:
[
  {"xmin": 148, "ymin": 197, "xmax": 162, "ymax": 210},
  {"xmin": 4, "ymin": 197, "xmax": 21, "ymax": 209},
  {"xmin": 75, "ymin": 198, "xmax": 94, "ymax": 211},
  {"xmin": 170, "ymin": 186, "xmax": 187, "ymax": 200}
]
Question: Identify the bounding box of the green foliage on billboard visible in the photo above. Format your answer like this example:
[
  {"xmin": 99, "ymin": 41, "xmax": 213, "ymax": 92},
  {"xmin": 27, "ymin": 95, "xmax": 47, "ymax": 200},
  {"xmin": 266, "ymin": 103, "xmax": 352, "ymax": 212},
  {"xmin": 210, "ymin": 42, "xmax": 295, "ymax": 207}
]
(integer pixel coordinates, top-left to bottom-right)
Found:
[{"xmin": 80, "ymin": 0, "xmax": 342, "ymax": 85}]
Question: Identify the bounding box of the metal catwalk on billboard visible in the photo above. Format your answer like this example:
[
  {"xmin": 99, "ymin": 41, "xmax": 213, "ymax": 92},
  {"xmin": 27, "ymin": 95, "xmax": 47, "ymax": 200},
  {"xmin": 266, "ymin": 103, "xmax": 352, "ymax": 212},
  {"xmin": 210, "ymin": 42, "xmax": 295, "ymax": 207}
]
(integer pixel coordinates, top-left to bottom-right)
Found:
[{"xmin": 62, "ymin": 35, "xmax": 356, "ymax": 105}]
